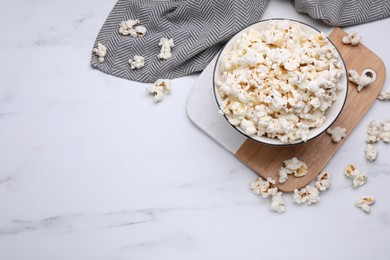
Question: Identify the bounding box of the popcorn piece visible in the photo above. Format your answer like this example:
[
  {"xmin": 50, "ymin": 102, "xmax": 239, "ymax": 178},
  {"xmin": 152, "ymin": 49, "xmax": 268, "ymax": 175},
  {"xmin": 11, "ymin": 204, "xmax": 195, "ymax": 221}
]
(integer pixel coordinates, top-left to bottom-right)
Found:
[
  {"xmin": 146, "ymin": 79, "xmax": 171, "ymax": 102},
  {"xmin": 326, "ymin": 126, "xmax": 346, "ymax": 143},
  {"xmin": 240, "ymin": 119, "xmax": 257, "ymax": 136},
  {"xmin": 278, "ymin": 167, "xmax": 289, "ymax": 183},
  {"xmin": 260, "ymin": 177, "xmax": 278, "ymax": 198},
  {"xmin": 293, "ymin": 185, "xmax": 320, "ymax": 205},
  {"xmin": 353, "ymin": 174, "xmax": 367, "ymax": 188},
  {"xmin": 293, "ymin": 188, "xmax": 309, "ymax": 204},
  {"xmin": 348, "ymin": 69, "xmax": 375, "ymax": 92},
  {"xmin": 158, "ymin": 38, "xmax": 174, "ymax": 60},
  {"xmin": 355, "ymin": 196, "xmax": 375, "ymax": 213},
  {"xmin": 381, "ymin": 120, "xmax": 390, "ymax": 143},
  {"xmin": 216, "ymin": 21, "xmax": 344, "ymax": 144},
  {"xmin": 119, "ymin": 19, "xmax": 146, "ymax": 37},
  {"xmin": 366, "ymin": 120, "xmax": 382, "ymax": 143},
  {"xmin": 285, "ymin": 157, "xmax": 308, "ymax": 178},
  {"xmin": 93, "ymin": 42, "xmax": 107, "ymax": 63},
  {"xmin": 129, "ymin": 55, "xmax": 145, "ymax": 69},
  {"xmin": 365, "ymin": 144, "xmax": 378, "ymax": 162},
  {"xmin": 344, "ymin": 164, "xmax": 367, "ymax": 188},
  {"xmin": 249, "ymin": 177, "xmax": 278, "ymax": 198},
  {"xmin": 344, "ymin": 163, "xmax": 360, "ymax": 179},
  {"xmin": 271, "ymin": 192, "xmax": 286, "ymax": 214},
  {"xmin": 377, "ymin": 92, "xmax": 390, "ymax": 100},
  {"xmin": 278, "ymin": 157, "xmax": 308, "ymax": 183},
  {"xmin": 306, "ymin": 185, "xmax": 320, "ymax": 205},
  {"xmin": 130, "ymin": 26, "xmax": 147, "ymax": 37},
  {"xmin": 315, "ymin": 171, "xmax": 331, "ymax": 191},
  {"xmin": 249, "ymin": 177, "xmax": 262, "ymax": 195},
  {"xmin": 342, "ymin": 32, "xmax": 362, "ymax": 46}
]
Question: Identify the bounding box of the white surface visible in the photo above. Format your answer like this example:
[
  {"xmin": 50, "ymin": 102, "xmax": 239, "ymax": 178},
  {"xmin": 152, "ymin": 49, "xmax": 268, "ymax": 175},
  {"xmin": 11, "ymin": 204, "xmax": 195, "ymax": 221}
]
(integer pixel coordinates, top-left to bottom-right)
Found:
[
  {"xmin": 207, "ymin": 19, "xmax": 348, "ymax": 146},
  {"xmin": 0, "ymin": 0, "xmax": 390, "ymax": 260},
  {"xmin": 187, "ymin": 56, "xmax": 247, "ymax": 153}
]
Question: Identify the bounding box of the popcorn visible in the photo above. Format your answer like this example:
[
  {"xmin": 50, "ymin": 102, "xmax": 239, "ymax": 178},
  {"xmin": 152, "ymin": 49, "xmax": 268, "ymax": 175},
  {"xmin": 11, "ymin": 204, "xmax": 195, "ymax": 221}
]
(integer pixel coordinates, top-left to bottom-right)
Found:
[
  {"xmin": 353, "ymin": 174, "xmax": 367, "ymax": 188},
  {"xmin": 93, "ymin": 42, "xmax": 107, "ymax": 63},
  {"xmin": 306, "ymin": 185, "xmax": 320, "ymax": 205},
  {"xmin": 366, "ymin": 120, "xmax": 382, "ymax": 143},
  {"xmin": 146, "ymin": 79, "xmax": 171, "ymax": 102},
  {"xmin": 278, "ymin": 167, "xmax": 289, "ymax": 183},
  {"xmin": 293, "ymin": 188, "xmax": 309, "ymax": 204},
  {"xmin": 381, "ymin": 120, "xmax": 390, "ymax": 143},
  {"xmin": 344, "ymin": 164, "xmax": 367, "ymax": 188},
  {"xmin": 130, "ymin": 26, "xmax": 147, "ymax": 37},
  {"xmin": 355, "ymin": 196, "xmax": 375, "ymax": 213},
  {"xmin": 293, "ymin": 185, "xmax": 319, "ymax": 205},
  {"xmin": 326, "ymin": 126, "xmax": 346, "ymax": 143},
  {"xmin": 119, "ymin": 19, "xmax": 147, "ymax": 37},
  {"xmin": 240, "ymin": 119, "xmax": 257, "ymax": 136},
  {"xmin": 217, "ymin": 20, "xmax": 344, "ymax": 144},
  {"xmin": 129, "ymin": 55, "xmax": 145, "ymax": 69},
  {"xmin": 278, "ymin": 157, "xmax": 308, "ymax": 183},
  {"xmin": 342, "ymin": 32, "xmax": 362, "ymax": 46},
  {"xmin": 249, "ymin": 177, "xmax": 278, "ymax": 198},
  {"xmin": 348, "ymin": 69, "xmax": 375, "ymax": 92},
  {"xmin": 365, "ymin": 144, "xmax": 378, "ymax": 162},
  {"xmin": 158, "ymin": 38, "xmax": 174, "ymax": 60},
  {"xmin": 377, "ymin": 92, "xmax": 390, "ymax": 100},
  {"xmin": 271, "ymin": 192, "xmax": 286, "ymax": 214},
  {"xmin": 315, "ymin": 171, "xmax": 331, "ymax": 191}
]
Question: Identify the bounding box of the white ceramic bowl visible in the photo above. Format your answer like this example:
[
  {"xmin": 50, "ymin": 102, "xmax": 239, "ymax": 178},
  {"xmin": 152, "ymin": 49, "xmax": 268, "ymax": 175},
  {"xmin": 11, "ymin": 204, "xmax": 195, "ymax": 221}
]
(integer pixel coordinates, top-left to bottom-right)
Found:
[{"xmin": 213, "ymin": 18, "xmax": 348, "ymax": 146}]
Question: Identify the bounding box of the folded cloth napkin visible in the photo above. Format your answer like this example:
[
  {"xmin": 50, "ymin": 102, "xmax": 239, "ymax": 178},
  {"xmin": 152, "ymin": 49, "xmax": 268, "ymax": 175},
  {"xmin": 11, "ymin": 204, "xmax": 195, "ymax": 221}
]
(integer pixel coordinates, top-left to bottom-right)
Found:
[{"xmin": 91, "ymin": 0, "xmax": 390, "ymax": 83}]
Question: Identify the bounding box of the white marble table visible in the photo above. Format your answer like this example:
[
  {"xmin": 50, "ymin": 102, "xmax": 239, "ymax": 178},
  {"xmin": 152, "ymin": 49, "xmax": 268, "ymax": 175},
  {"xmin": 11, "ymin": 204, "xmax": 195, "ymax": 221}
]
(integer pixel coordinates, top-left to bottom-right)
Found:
[{"xmin": 1, "ymin": 0, "xmax": 389, "ymax": 259}]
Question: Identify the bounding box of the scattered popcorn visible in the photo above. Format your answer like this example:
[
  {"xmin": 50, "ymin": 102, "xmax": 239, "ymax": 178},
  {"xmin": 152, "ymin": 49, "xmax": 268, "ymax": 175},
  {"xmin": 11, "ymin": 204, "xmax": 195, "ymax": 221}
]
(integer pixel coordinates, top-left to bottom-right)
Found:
[
  {"xmin": 293, "ymin": 185, "xmax": 319, "ymax": 205},
  {"xmin": 344, "ymin": 164, "xmax": 367, "ymax": 188},
  {"xmin": 381, "ymin": 120, "xmax": 390, "ymax": 143},
  {"xmin": 260, "ymin": 177, "xmax": 278, "ymax": 198},
  {"xmin": 353, "ymin": 174, "xmax": 367, "ymax": 188},
  {"xmin": 278, "ymin": 167, "xmax": 289, "ymax": 183},
  {"xmin": 306, "ymin": 185, "xmax": 320, "ymax": 205},
  {"xmin": 348, "ymin": 69, "xmax": 375, "ymax": 92},
  {"xmin": 249, "ymin": 177, "xmax": 278, "ymax": 198},
  {"xmin": 93, "ymin": 42, "xmax": 107, "ymax": 63},
  {"xmin": 355, "ymin": 196, "xmax": 375, "ymax": 213},
  {"xmin": 377, "ymin": 91, "xmax": 390, "ymax": 100},
  {"xmin": 130, "ymin": 26, "xmax": 147, "ymax": 37},
  {"xmin": 344, "ymin": 163, "xmax": 360, "ymax": 179},
  {"xmin": 158, "ymin": 38, "xmax": 174, "ymax": 60},
  {"xmin": 315, "ymin": 171, "xmax": 331, "ymax": 191},
  {"xmin": 249, "ymin": 177, "xmax": 262, "ymax": 195},
  {"xmin": 129, "ymin": 55, "xmax": 145, "ymax": 69},
  {"xmin": 216, "ymin": 20, "xmax": 344, "ymax": 144},
  {"xmin": 365, "ymin": 144, "xmax": 378, "ymax": 162},
  {"xmin": 342, "ymin": 32, "xmax": 362, "ymax": 46},
  {"xmin": 366, "ymin": 120, "xmax": 382, "ymax": 143},
  {"xmin": 119, "ymin": 19, "xmax": 147, "ymax": 37},
  {"xmin": 271, "ymin": 192, "xmax": 286, "ymax": 213},
  {"xmin": 326, "ymin": 126, "xmax": 346, "ymax": 143},
  {"xmin": 293, "ymin": 187, "xmax": 309, "ymax": 204},
  {"xmin": 146, "ymin": 79, "xmax": 171, "ymax": 102},
  {"xmin": 119, "ymin": 19, "xmax": 139, "ymax": 35},
  {"xmin": 278, "ymin": 157, "xmax": 308, "ymax": 183}
]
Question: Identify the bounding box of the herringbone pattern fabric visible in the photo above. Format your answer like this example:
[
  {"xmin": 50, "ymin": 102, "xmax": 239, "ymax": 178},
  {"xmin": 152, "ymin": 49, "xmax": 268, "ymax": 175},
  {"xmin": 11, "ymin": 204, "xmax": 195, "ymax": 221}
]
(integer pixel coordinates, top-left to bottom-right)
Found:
[
  {"xmin": 293, "ymin": 0, "xmax": 390, "ymax": 26},
  {"xmin": 91, "ymin": 0, "xmax": 390, "ymax": 83}
]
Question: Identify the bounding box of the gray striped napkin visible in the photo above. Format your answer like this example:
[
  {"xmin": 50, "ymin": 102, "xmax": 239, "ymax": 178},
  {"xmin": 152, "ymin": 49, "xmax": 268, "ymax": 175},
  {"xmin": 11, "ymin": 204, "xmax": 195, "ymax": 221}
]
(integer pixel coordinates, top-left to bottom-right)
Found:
[{"xmin": 91, "ymin": 0, "xmax": 390, "ymax": 83}]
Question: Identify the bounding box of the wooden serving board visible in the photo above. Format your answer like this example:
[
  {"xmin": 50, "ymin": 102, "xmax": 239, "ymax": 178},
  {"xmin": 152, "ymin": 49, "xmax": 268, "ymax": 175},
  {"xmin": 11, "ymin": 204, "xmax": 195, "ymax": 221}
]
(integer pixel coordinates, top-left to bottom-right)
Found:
[{"xmin": 186, "ymin": 28, "xmax": 386, "ymax": 192}]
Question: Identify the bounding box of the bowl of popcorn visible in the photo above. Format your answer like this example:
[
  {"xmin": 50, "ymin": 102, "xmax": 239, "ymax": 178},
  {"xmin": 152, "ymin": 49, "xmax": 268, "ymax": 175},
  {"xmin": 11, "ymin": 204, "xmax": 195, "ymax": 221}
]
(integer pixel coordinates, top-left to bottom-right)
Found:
[{"xmin": 214, "ymin": 19, "xmax": 348, "ymax": 145}]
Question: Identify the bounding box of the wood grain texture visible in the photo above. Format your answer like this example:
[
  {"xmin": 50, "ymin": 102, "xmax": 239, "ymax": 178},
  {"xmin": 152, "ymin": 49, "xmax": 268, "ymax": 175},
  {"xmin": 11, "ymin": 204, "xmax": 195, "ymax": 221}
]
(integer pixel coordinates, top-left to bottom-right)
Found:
[{"xmin": 235, "ymin": 28, "xmax": 386, "ymax": 192}]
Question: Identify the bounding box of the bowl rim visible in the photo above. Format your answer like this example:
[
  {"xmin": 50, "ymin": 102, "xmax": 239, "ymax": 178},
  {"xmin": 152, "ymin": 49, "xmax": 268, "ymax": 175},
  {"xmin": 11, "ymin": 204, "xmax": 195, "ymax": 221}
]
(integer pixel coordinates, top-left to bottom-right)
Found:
[{"xmin": 212, "ymin": 18, "xmax": 348, "ymax": 147}]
